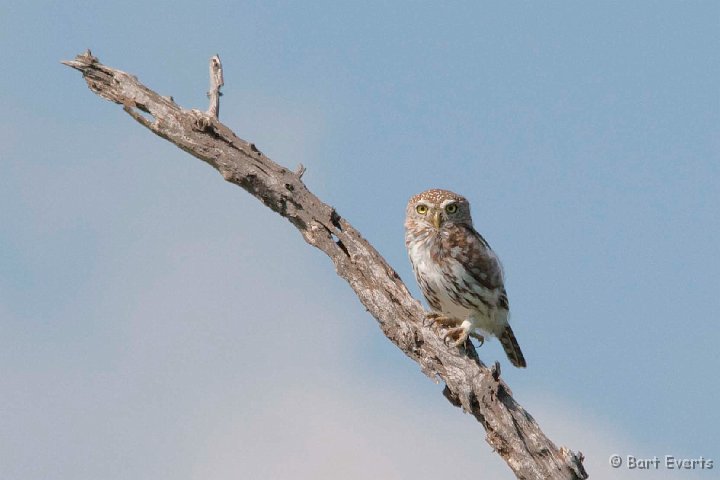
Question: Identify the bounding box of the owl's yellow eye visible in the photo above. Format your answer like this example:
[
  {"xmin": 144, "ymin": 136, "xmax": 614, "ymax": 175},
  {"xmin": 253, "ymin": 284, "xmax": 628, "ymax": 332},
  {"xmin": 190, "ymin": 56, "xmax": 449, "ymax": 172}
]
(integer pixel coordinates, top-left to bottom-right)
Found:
[
  {"xmin": 445, "ymin": 203, "xmax": 458, "ymax": 214},
  {"xmin": 416, "ymin": 205, "xmax": 428, "ymax": 215}
]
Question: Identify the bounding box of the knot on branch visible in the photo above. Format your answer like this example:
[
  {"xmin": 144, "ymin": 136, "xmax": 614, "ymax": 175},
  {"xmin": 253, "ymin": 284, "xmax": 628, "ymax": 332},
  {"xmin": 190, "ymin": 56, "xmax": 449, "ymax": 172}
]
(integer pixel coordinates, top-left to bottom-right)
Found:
[{"xmin": 190, "ymin": 109, "xmax": 215, "ymax": 132}]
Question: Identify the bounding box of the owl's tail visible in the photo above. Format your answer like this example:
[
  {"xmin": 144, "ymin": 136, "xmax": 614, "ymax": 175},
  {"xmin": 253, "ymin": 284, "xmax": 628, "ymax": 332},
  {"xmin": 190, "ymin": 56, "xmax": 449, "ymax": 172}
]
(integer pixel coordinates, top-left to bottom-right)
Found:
[{"xmin": 499, "ymin": 326, "xmax": 527, "ymax": 368}]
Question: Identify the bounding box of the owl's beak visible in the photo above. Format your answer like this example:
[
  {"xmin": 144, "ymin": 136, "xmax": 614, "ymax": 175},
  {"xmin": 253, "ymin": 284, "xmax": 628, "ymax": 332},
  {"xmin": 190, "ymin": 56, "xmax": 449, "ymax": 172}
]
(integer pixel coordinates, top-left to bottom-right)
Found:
[{"xmin": 432, "ymin": 211, "xmax": 442, "ymax": 229}]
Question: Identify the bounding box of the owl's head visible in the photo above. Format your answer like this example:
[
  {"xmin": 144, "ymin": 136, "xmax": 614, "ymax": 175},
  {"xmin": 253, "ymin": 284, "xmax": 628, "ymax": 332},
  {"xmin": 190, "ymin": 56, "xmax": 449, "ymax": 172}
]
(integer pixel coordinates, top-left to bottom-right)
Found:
[{"xmin": 405, "ymin": 189, "xmax": 472, "ymax": 230}]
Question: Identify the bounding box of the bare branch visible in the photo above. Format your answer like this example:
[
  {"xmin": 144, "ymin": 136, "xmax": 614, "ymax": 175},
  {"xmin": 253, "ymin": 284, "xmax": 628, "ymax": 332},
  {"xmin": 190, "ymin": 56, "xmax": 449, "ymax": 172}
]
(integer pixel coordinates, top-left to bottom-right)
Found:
[
  {"xmin": 62, "ymin": 51, "xmax": 588, "ymax": 480},
  {"xmin": 207, "ymin": 54, "xmax": 223, "ymax": 118}
]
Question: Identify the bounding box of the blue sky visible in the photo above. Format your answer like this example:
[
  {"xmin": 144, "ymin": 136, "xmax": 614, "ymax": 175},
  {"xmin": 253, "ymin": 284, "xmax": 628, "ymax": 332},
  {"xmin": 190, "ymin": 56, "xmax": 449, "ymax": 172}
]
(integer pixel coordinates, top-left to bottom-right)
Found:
[{"xmin": 1, "ymin": 1, "xmax": 718, "ymax": 479}]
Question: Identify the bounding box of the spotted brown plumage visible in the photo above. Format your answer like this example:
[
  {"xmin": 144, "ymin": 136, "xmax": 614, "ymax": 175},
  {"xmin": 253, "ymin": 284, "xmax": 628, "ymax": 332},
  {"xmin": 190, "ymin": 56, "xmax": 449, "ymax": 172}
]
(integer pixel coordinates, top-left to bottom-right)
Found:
[{"xmin": 404, "ymin": 188, "xmax": 526, "ymax": 368}]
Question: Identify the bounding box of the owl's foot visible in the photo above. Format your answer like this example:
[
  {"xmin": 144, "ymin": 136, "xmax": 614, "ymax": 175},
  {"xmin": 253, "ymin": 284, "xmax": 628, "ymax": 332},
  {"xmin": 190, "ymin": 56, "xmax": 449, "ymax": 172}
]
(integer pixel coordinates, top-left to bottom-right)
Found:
[
  {"xmin": 427, "ymin": 314, "xmax": 483, "ymax": 348},
  {"xmin": 424, "ymin": 312, "xmax": 461, "ymax": 328},
  {"xmin": 442, "ymin": 325, "xmax": 471, "ymax": 347},
  {"xmin": 442, "ymin": 322, "xmax": 485, "ymax": 348}
]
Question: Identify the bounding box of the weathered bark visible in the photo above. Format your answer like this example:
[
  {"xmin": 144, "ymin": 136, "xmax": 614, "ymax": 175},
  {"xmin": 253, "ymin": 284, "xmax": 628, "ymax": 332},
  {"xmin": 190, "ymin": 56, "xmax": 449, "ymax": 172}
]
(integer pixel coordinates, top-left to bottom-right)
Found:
[{"xmin": 63, "ymin": 50, "xmax": 588, "ymax": 480}]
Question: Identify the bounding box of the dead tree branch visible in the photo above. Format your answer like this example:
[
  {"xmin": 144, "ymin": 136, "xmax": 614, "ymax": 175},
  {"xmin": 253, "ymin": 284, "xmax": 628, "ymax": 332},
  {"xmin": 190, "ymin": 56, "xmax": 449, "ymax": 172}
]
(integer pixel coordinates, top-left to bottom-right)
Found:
[
  {"xmin": 207, "ymin": 54, "xmax": 223, "ymax": 118},
  {"xmin": 62, "ymin": 50, "xmax": 588, "ymax": 480}
]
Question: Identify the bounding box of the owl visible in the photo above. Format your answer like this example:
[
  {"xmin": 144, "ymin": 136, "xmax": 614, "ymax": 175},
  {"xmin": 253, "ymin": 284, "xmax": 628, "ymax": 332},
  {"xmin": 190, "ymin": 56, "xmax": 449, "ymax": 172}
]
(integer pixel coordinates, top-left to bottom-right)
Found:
[{"xmin": 405, "ymin": 189, "xmax": 526, "ymax": 368}]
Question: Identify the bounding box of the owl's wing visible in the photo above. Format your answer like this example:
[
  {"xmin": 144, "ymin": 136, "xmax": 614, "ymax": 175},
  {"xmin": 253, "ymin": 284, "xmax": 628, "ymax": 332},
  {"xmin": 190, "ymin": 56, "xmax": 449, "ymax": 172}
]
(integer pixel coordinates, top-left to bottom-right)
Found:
[
  {"xmin": 448, "ymin": 224, "xmax": 506, "ymax": 295},
  {"xmin": 498, "ymin": 288, "xmax": 509, "ymax": 310}
]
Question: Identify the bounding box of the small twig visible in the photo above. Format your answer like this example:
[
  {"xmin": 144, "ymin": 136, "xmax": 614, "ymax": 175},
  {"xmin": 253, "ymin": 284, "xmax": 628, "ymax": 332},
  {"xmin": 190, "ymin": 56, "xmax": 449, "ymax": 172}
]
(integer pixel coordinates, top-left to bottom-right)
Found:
[
  {"xmin": 207, "ymin": 54, "xmax": 224, "ymax": 118},
  {"xmin": 294, "ymin": 163, "xmax": 307, "ymax": 178}
]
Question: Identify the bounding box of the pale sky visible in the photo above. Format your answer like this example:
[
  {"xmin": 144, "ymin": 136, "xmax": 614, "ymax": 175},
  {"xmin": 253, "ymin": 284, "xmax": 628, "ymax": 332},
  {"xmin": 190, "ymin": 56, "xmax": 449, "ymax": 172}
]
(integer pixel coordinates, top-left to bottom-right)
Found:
[{"xmin": 1, "ymin": 2, "xmax": 718, "ymax": 479}]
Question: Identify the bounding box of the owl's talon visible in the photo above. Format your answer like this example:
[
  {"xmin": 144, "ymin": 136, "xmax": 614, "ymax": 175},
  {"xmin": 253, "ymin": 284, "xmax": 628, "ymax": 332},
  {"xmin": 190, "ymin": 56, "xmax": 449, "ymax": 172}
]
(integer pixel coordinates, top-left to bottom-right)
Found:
[
  {"xmin": 423, "ymin": 312, "xmax": 439, "ymax": 327},
  {"xmin": 470, "ymin": 332, "xmax": 485, "ymax": 347}
]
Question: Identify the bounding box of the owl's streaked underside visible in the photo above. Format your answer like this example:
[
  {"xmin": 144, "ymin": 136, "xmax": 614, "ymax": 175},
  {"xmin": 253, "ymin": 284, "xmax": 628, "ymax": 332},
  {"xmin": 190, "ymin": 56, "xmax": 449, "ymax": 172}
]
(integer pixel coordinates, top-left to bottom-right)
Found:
[{"xmin": 404, "ymin": 188, "xmax": 526, "ymax": 368}]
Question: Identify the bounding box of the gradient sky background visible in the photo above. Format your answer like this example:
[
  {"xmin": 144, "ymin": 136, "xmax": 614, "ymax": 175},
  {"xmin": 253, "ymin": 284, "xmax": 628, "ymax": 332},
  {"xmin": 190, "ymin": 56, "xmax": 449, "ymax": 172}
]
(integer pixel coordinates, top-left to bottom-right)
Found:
[{"xmin": 1, "ymin": 1, "xmax": 718, "ymax": 479}]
